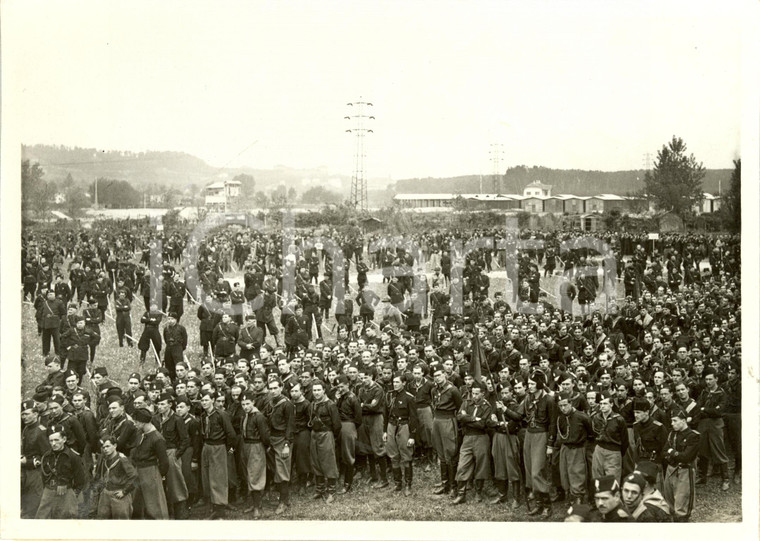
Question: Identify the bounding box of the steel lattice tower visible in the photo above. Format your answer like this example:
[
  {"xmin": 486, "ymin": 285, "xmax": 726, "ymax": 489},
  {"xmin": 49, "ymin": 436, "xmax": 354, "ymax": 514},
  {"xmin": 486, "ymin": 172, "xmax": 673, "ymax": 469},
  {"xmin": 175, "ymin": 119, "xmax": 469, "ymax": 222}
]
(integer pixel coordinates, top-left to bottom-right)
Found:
[
  {"xmin": 489, "ymin": 143, "xmax": 504, "ymax": 193},
  {"xmin": 345, "ymin": 99, "xmax": 374, "ymax": 210}
]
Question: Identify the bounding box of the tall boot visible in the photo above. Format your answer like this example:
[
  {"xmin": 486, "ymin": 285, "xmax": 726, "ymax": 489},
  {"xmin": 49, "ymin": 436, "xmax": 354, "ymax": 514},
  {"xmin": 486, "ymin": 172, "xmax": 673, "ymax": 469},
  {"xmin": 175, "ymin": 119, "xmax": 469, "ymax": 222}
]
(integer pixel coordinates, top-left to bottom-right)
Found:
[
  {"xmin": 452, "ymin": 481, "xmax": 467, "ymax": 505},
  {"xmin": 540, "ymin": 492, "xmax": 553, "ymax": 518},
  {"xmin": 404, "ymin": 464, "xmax": 413, "ymax": 497},
  {"xmin": 490, "ymin": 480, "xmax": 508, "ymax": 504},
  {"xmin": 527, "ymin": 491, "xmax": 545, "ymax": 515},
  {"xmin": 375, "ymin": 456, "xmax": 389, "ymax": 488},
  {"xmin": 243, "ymin": 490, "xmax": 261, "ymax": 514},
  {"xmin": 275, "ymin": 483, "xmax": 290, "ymax": 515},
  {"xmin": 368, "ymin": 455, "xmax": 378, "ymax": 482},
  {"xmin": 340, "ymin": 463, "xmax": 354, "ymax": 494},
  {"xmin": 313, "ymin": 475, "xmax": 326, "ymax": 499},
  {"xmin": 174, "ymin": 500, "xmax": 189, "ymax": 520},
  {"xmin": 474, "ymin": 479, "xmax": 485, "ymax": 502},
  {"xmin": 696, "ymin": 457, "xmax": 709, "ymax": 485},
  {"xmin": 448, "ymin": 461, "xmax": 458, "ymax": 497},
  {"xmin": 433, "ymin": 463, "xmax": 450, "ymax": 495},
  {"xmin": 720, "ymin": 463, "xmax": 730, "ymax": 491},
  {"xmin": 511, "ymin": 480, "xmax": 523, "ymax": 509},
  {"xmin": 393, "ymin": 467, "xmax": 403, "ymax": 491}
]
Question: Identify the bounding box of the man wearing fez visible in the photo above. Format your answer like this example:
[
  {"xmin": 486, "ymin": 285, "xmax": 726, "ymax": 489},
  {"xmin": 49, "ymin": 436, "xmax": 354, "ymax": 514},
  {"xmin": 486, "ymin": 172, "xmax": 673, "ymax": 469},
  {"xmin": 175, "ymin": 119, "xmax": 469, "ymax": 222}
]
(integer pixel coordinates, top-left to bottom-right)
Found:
[
  {"xmin": 385, "ymin": 375, "xmax": 419, "ymax": 497},
  {"xmin": 554, "ymin": 392, "xmax": 592, "ymax": 509},
  {"xmin": 163, "ymin": 312, "xmax": 188, "ymax": 381},
  {"xmin": 621, "ymin": 471, "xmax": 670, "ymax": 522},
  {"xmin": 61, "ymin": 316, "xmax": 94, "ymax": 381},
  {"xmin": 130, "ymin": 407, "xmax": 169, "ymax": 519},
  {"xmin": 264, "ymin": 378, "xmax": 295, "ymax": 516},
  {"xmin": 238, "ymin": 314, "xmax": 264, "ymax": 362},
  {"xmin": 307, "ymin": 380, "xmax": 342, "ymax": 503},
  {"xmin": 431, "ymin": 367, "xmax": 463, "ymax": 497},
  {"xmin": 35, "ymin": 424, "xmax": 85, "ymax": 519},
  {"xmin": 590, "ymin": 395, "xmax": 629, "ymax": 482},
  {"xmin": 153, "ymin": 393, "xmax": 190, "ymax": 519},
  {"xmin": 695, "ymin": 366, "xmax": 731, "ymax": 491},
  {"xmin": 198, "ymin": 389, "xmax": 237, "ymax": 519},
  {"xmin": 452, "ymin": 379, "xmax": 491, "ymax": 504},
  {"xmin": 93, "ymin": 434, "xmax": 138, "ymax": 519},
  {"xmin": 663, "ymin": 408, "xmax": 700, "ymax": 522},
  {"xmin": 520, "ymin": 370, "xmax": 556, "ymax": 518},
  {"xmin": 591, "ymin": 475, "xmax": 630, "ymax": 522},
  {"xmin": 335, "ymin": 374, "xmax": 362, "ymax": 494},
  {"xmin": 21, "ymin": 400, "xmax": 51, "ymax": 518},
  {"xmin": 238, "ymin": 391, "xmax": 270, "ymax": 519}
]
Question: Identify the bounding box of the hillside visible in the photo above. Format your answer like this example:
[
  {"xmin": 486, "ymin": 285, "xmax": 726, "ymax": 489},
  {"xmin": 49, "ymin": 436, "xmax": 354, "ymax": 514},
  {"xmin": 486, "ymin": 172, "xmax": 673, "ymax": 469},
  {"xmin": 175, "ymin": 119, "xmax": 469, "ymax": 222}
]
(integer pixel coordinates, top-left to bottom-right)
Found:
[
  {"xmin": 395, "ymin": 166, "xmax": 733, "ymax": 196},
  {"xmin": 22, "ymin": 145, "xmax": 731, "ymax": 204}
]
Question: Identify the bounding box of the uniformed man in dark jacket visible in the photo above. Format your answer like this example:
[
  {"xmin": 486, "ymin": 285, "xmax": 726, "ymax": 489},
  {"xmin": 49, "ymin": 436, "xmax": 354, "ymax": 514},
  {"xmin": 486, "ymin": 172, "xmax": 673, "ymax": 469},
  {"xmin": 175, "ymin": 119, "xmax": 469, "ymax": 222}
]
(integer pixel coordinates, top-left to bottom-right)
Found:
[
  {"xmin": 163, "ymin": 312, "xmax": 188, "ymax": 380},
  {"xmin": 35, "ymin": 424, "xmax": 86, "ymax": 519},
  {"xmin": 452, "ymin": 380, "xmax": 492, "ymax": 504},
  {"xmin": 138, "ymin": 304, "xmax": 163, "ymax": 364},
  {"xmin": 431, "ymin": 367, "xmax": 463, "ymax": 496},
  {"xmin": 385, "ymin": 376, "xmax": 419, "ymax": 496},
  {"xmin": 662, "ymin": 408, "xmax": 700, "ymax": 521},
  {"xmin": 238, "ymin": 315, "xmax": 264, "ymax": 361},
  {"xmin": 38, "ymin": 290, "xmax": 66, "ymax": 356},
  {"xmin": 335, "ymin": 375, "xmax": 362, "ymax": 493},
  {"xmin": 307, "ymin": 380, "xmax": 342, "ymax": 502},
  {"xmin": 21, "ymin": 400, "xmax": 51, "ymax": 518}
]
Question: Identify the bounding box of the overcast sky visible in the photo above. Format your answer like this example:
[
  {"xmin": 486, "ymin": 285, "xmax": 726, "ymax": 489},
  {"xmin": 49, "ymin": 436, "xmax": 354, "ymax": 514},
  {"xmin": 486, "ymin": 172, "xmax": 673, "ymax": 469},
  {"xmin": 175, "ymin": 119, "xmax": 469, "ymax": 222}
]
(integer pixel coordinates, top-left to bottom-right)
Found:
[{"xmin": 5, "ymin": 1, "xmax": 746, "ymax": 179}]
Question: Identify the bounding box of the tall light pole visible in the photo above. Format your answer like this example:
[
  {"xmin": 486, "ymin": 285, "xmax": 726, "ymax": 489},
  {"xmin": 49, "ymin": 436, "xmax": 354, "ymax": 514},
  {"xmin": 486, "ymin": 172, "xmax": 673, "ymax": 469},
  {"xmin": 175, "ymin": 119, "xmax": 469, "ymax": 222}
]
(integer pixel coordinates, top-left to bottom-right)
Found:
[{"xmin": 345, "ymin": 99, "xmax": 374, "ymax": 211}]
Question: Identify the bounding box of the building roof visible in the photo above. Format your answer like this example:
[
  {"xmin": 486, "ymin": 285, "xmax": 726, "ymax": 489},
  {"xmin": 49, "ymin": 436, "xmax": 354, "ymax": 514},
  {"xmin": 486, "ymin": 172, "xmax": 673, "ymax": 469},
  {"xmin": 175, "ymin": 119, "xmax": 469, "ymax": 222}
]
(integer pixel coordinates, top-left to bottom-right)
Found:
[
  {"xmin": 593, "ymin": 194, "xmax": 626, "ymax": 201},
  {"xmin": 525, "ymin": 180, "xmax": 552, "ymax": 189}
]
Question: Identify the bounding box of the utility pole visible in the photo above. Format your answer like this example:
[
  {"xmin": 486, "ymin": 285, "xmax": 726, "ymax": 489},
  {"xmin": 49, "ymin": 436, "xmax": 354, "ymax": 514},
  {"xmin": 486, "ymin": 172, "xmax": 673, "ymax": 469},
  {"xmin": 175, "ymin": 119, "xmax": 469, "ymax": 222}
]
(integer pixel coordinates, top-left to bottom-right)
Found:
[
  {"xmin": 489, "ymin": 143, "xmax": 504, "ymax": 193},
  {"xmin": 94, "ymin": 178, "xmax": 99, "ymax": 209},
  {"xmin": 345, "ymin": 99, "xmax": 374, "ymax": 211}
]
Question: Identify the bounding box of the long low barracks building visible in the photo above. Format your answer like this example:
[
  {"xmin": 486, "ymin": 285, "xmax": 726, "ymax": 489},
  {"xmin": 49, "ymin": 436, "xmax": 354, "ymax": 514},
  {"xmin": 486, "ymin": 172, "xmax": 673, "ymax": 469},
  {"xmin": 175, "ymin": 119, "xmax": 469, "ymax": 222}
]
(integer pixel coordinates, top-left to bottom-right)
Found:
[{"xmin": 392, "ymin": 192, "xmax": 721, "ymax": 215}]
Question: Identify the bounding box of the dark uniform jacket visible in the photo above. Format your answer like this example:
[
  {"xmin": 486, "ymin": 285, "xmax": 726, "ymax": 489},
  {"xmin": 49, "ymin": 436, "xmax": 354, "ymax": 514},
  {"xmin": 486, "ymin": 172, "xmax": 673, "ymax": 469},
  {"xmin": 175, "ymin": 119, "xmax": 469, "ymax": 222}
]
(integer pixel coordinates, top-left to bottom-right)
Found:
[
  {"xmin": 130, "ymin": 430, "xmax": 170, "ymax": 475},
  {"xmin": 456, "ymin": 397, "xmax": 491, "ymax": 436},
  {"xmin": 152, "ymin": 412, "xmax": 189, "ymax": 456},
  {"xmin": 432, "ymin": 382, "xmax": 463, "ymax": 418},
  {"xmin": 40, "ymin": 446, "xmax": 86, "ymax": 490},
  {"xmin": 94, "ymin": 451, "xmax": 138, "ymax": 493},
  {"xmin": 200, "ymin": 407, "xmax": 237, "ymax": 450},
  {"xmin": 590, "ymin": 410, "xmax": 629, "ymax": 454},
  {"xmin": 633, "ymin": 417, "xmax": 668, "ymax": 462},
  {"xmin": 385, "ymin": 389, "xmax": 419, "ymax": 438},
  {"xmin": 336, "ymin": 391, "xmax": 363, "ymax": 426},
  {"xmin": 308, "ymin": 398, "xmax": 342, "ymax": 439},
  {"xmin": 663, "ymin": 427, "xmax": 700, "ymax": 468},
  {"xmin": 22, "ymin": 421, "xmax": 51, "ymax": 469},
  {"xmin": 554, "ymin": 408, "xmax": 592, "ymax": 448}
]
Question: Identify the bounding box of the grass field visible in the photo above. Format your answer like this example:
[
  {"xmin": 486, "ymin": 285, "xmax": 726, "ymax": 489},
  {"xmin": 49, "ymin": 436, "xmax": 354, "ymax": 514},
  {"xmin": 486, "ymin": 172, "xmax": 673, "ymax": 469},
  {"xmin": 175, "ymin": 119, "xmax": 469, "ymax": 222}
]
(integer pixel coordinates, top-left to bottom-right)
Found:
[{"xmin": 20, "ymin": 263, "xmax": 742, "ymax": 522}]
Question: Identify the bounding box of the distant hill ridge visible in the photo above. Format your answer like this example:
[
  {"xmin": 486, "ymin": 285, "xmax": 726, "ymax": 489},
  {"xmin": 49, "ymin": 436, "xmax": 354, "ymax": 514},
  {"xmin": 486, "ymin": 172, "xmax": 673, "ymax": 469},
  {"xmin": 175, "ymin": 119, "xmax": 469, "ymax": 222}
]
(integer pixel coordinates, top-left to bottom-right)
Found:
[
  {"xmin": 395, "ymin": 165, "xmax": 731, "ymax": 197},
  {"xmin": 23, "ymin": 144, "xmax": 730, "ymax": 198}
]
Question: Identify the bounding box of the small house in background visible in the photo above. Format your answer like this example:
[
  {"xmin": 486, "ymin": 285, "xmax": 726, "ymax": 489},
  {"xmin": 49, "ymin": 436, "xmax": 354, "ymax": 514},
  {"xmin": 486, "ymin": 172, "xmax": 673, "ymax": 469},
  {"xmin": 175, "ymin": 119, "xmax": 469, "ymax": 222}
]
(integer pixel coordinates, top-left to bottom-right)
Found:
[
  {"xmin": 571, "ymin": 213, "xmax": 602, "ymax": 232},
  {"xmin": 361, "ymin": 216, "xmax": 385, "ymax": 233},
  {"xmin": 695, "ymin": 193, "xmax": 721, "ymax": 214},
  {"xmin": 523, "ymin": 180, "xmax": 552, "ymax": 197},
  {"xmin": 205, "ymin": 179, "xmax": 241, "ymax": 211}
]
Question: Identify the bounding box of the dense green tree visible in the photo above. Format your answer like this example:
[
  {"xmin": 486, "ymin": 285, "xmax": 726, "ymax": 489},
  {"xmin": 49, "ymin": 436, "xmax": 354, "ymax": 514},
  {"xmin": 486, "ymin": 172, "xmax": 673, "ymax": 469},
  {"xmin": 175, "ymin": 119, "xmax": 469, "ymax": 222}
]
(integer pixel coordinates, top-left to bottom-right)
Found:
[
  {"xmin": 21, "ymin": 159, "xmax": 46, "ymax": 213},
  {"xmin": 300, "ymin": 185, "xmax": 342, "ymax": 205},
  {"xmin": 643, "ymin": 136, "xmax": 706, "ymax": 221},
  {"xmin": 721, "ymin": 159, "xmax": 740, "ymax": 233}
]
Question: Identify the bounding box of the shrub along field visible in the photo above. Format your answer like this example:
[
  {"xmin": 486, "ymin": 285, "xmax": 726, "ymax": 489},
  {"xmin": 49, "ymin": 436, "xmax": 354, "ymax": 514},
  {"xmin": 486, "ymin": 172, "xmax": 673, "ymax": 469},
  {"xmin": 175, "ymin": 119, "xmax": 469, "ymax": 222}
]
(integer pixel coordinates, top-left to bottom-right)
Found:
[{"xmin": 20, "ymin": 263, "xmax": 741, "ymax": 522}]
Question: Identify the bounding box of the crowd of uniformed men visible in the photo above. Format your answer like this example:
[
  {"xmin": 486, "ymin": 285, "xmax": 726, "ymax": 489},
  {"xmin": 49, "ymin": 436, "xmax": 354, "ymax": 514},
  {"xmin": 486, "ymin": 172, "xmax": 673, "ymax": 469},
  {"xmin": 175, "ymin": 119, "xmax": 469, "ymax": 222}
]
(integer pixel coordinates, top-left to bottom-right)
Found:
[{"xmin": 21, "ymin": 221, "xmax": 741, "ymax": 522}]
